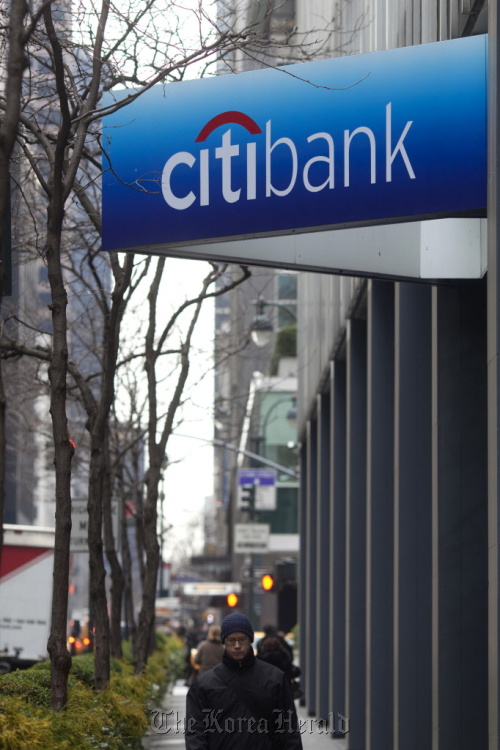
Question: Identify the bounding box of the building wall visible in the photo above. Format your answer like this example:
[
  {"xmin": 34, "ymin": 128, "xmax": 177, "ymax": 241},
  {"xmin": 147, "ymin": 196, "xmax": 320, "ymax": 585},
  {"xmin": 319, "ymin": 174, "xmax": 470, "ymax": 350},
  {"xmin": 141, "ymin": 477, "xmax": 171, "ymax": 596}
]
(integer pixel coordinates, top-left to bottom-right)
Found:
[
  {"xmin": 296, "ymin": 1, "xmax": 490, "ymax": 749},
  {"xmin": 297, "ymin": 0, "xmax": 486, "ymax": 432}
]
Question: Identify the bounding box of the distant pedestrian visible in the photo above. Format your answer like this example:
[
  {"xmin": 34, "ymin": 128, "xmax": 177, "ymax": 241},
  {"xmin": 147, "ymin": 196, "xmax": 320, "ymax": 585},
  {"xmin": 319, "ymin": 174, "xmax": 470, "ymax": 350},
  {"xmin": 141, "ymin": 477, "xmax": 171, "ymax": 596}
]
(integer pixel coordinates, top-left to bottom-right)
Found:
[
  {"xmin": 258, "ymin": 636, "xmax": 294, "ymax": 682},
  {"xmin": 185, "ymin": 612, "xmax": 303, "ymax": 749},
  {"xmin": 183, "ymin": 626, "xmax": 204, "ymax": 686},
  {"xmin": 194, "ymin": 625, "xmax": 224, "ymax": 674},
  {"xmin": 257, "ymin": 625, "xmax": 294, "ymax": 661}
]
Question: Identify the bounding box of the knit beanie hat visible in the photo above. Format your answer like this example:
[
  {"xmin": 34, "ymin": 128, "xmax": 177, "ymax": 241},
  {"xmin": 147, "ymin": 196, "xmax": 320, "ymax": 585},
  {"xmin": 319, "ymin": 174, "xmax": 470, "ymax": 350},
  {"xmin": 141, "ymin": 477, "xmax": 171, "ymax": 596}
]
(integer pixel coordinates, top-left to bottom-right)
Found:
[{"xmin": 220, "ymin": 613, "xmax": 254, "ymax": 644}]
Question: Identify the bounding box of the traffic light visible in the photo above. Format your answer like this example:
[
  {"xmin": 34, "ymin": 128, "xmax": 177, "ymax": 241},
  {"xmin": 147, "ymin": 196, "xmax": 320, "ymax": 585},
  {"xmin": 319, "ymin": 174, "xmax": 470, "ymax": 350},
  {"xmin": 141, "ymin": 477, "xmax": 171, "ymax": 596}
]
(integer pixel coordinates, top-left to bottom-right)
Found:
[
  {"xmin": 239, "ymin": 483, "xmax": 256, "ymax": 510},
  {"xmin": 261, "ymin": 573, "xmax": 275, "ymax": 592},
  {"xmin": 227, "ymin": 592, "xmax": 239, "ymax": 607}
]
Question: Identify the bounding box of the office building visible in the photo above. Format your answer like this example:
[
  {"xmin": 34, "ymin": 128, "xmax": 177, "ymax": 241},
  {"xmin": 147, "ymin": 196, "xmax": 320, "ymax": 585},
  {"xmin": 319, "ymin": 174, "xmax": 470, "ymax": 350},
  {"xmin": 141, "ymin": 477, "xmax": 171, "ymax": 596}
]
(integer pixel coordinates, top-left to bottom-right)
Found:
[{"xmin": 214, "ymin": 1, "xmax": 497, "ymax": 748}]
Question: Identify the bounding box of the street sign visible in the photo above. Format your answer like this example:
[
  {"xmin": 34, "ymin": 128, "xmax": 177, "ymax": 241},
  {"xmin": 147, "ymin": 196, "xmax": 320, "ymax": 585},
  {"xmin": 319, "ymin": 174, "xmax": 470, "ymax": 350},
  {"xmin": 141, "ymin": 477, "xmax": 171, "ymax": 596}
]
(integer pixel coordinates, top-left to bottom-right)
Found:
[
  {"xmin": 70, "ymin": 498, "xmax": 121, "ymax": 553},
  {"xmin": 182, "ymin": 581, "xmax": 242, "ymax": 596},
  {"xmin": 155, "ymin": 597, "xmax": 181, "ymax": 613},
  {"xmin": 237, "ymin": 468, "xmax": 277, "ymax": 510},
  {"xmin": 70, "ymin": 499, "xmax": 89, "ymax": 552},
  {"xmin": 234, "ymin": 523, "xmax": 270, "ymax": 553}
]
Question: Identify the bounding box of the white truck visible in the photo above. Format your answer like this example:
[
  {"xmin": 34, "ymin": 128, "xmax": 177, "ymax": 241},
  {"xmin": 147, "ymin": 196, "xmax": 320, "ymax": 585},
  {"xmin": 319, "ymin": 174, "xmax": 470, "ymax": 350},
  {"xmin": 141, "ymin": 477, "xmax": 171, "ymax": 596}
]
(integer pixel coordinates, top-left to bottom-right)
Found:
[{"xmin": 0, "ymin": 524, "xmax": 54, "ymax": 672}]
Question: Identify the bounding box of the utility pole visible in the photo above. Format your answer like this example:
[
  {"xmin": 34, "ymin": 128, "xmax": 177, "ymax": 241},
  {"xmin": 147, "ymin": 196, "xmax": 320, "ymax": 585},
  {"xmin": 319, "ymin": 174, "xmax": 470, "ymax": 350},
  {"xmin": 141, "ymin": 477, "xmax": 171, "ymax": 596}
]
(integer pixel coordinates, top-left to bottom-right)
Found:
[{"xmin": 242, "ymin": 480, "xmax": 257, "ymax": 623}]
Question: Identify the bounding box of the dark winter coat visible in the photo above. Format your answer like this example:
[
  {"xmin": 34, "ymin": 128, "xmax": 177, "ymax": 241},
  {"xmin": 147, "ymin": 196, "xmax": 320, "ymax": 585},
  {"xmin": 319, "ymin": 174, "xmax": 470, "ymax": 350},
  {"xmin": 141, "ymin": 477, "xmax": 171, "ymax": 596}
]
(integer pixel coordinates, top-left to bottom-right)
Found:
[
  {"xmin": 258, "ymin": 649, "xmax": 294, "ymax": 683},
  {"xmin": 185, "ymin": 650, "xmax": 303, "ymax": 750}
]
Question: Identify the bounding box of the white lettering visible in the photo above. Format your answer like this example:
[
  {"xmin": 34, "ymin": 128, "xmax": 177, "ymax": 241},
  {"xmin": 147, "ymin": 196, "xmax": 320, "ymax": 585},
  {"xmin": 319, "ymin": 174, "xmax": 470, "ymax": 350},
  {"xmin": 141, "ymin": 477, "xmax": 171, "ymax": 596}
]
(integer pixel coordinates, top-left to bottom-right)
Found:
[
  {"xmin": 200, "ymin": 149, "xmax": 209, "ymax": 206},
  {"xmin": 344, "ymin": 126, "xmax": 376, "ymax": 187},
  {"xmin": 247, "ymin": 142, "xmax": 257, "ymax": 200},
  {"xmin": 266, "ymin": 120, "xmax": 298, "ymax": 197},
  {"xmin": 161, "ymin": 107, "xmax": 416, "ymax": 211},
  {"xmin": 303, "ymin": 132, "xmax": 335, "ymax": 192},
  {"xmin": 215, "ymin": 130, "xmax": 240, "ymax": 203},
  {"xmin": 386, "ymin": 102, "xmax": 415, "ymax": 182},
  {"xmin": 161, "ymin": 151, "xmax": 196, "ymax": 210}
]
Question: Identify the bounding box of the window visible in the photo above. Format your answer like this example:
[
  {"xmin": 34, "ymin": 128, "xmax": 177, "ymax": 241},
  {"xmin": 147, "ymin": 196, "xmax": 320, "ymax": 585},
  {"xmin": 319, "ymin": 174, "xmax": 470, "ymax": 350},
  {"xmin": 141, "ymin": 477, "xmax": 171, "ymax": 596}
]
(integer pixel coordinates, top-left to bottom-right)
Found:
[{"xmin": 276, "ymin": 273, "xmax": 297, "ymax": 328}]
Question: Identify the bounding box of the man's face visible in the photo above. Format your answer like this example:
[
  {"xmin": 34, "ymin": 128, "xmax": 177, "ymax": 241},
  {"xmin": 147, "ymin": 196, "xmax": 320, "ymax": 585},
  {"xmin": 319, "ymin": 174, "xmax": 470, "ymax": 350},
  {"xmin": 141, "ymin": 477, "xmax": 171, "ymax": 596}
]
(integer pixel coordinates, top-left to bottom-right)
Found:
[{"xmin": 224, "ymin": 631, "xmax": 252, "ymax": 660}]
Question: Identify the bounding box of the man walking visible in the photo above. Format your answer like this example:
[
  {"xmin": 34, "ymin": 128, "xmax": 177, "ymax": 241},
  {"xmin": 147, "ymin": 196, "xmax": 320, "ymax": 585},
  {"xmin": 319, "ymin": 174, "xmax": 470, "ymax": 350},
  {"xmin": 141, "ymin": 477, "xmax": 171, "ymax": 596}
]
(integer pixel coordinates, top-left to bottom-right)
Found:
[{"xmin": 185, "ymin": 613, "xmax": 303, "ymax": 749}]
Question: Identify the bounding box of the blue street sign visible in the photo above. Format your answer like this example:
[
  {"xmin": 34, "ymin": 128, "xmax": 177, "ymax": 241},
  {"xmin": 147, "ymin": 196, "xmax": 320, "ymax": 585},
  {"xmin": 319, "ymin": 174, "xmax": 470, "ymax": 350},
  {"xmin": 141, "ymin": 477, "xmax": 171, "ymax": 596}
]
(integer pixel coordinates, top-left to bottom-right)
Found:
[
  {"xmin": 238, "ymin": 468, "xmax": 276, "ymax": 487},
  {"xmin": 102, "ymin": 35, "xmax": 487, "ymax": 260}
]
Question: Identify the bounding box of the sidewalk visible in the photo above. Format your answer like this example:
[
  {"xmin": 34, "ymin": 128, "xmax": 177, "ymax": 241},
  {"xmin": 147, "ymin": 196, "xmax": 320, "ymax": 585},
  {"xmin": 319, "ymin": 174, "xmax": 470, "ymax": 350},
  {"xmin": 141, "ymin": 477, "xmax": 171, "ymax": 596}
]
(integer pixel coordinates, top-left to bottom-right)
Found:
[
  {"xmin": 143, "ymin": 680, "xmax": 187, "ymax": 749},
  {"xmin": 142, "ymin": 681, "xmax": 347, "ymax": 749},
  {"xmin": 295, "ymin": 701, "xmax": 346, "ymax": 750}
]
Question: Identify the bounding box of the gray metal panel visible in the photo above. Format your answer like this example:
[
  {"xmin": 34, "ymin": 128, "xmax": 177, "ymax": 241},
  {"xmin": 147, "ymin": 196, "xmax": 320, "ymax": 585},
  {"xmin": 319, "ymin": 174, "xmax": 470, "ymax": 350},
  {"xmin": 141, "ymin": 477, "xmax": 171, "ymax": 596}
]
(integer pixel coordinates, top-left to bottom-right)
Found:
[
  {"xmin": 487, "ymin": 5, "xmax": 500, "ymax": 747},
  {"xmin": 432, "ymin": 283, "xmax": 488, "ymax": 749},
  {"xmin": 365, "ymin": 281, "xmax": 395, "ymax": 750},
  {"xmin": 305, "ymin": 418, "xmax": 318, "ymax": 715},
  {"xmin": 174, "ymin": 221, "xmax": 485, "ymax": 281},
  {"xmin": 345, "ymin": 317, "xmax": 368, "ymax": 749},
  {"xmin": 298, "ymin": 442, "xmax": 308, "ymax": 712},
  {"xmin": 329, "ymin": 360, "xmax": 347, "ymax": 735},
  {"xmin": 315, "ymin": 392, "xmax": 331, "ymax": 720},
  {"xmin": 393, "ymin": 282, "xmax": 433, "ymax": 750}
]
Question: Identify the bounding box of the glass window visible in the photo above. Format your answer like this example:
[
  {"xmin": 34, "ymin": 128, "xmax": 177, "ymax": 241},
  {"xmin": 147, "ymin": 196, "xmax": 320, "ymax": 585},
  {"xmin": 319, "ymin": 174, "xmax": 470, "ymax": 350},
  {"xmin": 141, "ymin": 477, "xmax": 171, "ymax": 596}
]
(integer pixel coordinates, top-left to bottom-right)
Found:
[
  {"xmin": 277, "ymin": 273, "xmax": 297, "ymax": 300},
  {"xmin": 276, "ymin": 273, "xmax": 297, "ymax": 328}
]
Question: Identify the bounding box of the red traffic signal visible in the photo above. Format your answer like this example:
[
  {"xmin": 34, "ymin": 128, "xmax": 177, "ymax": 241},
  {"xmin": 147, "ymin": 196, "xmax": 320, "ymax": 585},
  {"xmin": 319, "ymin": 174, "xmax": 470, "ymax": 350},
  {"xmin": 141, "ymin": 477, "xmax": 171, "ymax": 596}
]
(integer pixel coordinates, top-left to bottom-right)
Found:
[{"xmin": 261, "ymin": 573, "xmax": 275, "ymax": 591}]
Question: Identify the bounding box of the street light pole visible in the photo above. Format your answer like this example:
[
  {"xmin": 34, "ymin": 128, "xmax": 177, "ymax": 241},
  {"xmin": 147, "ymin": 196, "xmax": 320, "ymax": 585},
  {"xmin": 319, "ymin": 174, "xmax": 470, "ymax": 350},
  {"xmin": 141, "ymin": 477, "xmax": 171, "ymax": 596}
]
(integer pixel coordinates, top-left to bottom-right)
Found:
[
  {"xmin": 173, "ymin": 432, "xmax": 299, "ymax": 478},
  {"xmin": 244, "ymin": 482, "xmax": 257, "ymax": 624}
]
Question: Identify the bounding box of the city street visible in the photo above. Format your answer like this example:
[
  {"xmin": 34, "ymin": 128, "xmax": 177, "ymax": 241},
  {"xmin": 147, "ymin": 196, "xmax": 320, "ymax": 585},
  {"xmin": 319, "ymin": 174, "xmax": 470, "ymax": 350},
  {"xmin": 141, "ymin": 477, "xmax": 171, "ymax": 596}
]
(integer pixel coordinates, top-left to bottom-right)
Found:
[{"xmin": 142, "ymin": 680, "xmax": 346, "ymax": 750}]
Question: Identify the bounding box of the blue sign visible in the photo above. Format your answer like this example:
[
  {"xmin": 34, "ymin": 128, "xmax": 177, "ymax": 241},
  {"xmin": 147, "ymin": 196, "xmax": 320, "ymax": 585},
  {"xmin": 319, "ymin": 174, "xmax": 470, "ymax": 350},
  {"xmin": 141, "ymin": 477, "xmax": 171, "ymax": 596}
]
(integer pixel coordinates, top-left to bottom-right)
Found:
[
  {"xmin": 102, "ymin": 35, "xmax": 487, "ymax": 254},
  {"xmin": 238, "ymin": 469, "xmax": 276, "ymax": 487}
]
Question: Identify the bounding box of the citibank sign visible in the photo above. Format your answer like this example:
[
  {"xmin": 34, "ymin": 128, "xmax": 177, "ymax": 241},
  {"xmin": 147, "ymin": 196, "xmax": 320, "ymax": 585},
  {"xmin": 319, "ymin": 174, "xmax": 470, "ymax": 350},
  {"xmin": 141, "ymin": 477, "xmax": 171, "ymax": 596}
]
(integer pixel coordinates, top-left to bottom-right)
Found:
[
  {"xmin": 102, "ymin": 35, "xmax": 487, "ymax": 263},
  {"xmin": 161, "ymin": 104, "xmax": 414, "ymax": 210}
]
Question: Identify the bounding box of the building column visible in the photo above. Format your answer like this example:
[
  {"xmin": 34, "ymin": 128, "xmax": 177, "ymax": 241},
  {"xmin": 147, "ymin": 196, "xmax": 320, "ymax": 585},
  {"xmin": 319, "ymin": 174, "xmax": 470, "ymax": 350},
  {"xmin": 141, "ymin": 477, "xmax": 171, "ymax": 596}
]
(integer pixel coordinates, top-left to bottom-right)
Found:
[
  {"xmin": 432, "ymin": 282, "xmax": 488, "ymax": 749},
  {"xmin": 488, "ymin": 6, "xmax": 500, "ymax": 748},
  {"xmin": 393, "ymin": 281, "xmax": 432, "ymax": 750},
  {"xmin": 329, "ymin": 359, "xmax": 347, "ymax": 736},
  {"xmin": 298, "ymin": 442, "xmax": 308, "ymax": 708},
  {"xmin": 366, "ymin": 280, "xmax": 394, "ymax": 750},
  {"xmin": 316, "ymin": 391, "xmax": 331, "ymax": 721},
  {"xmin": 304, "ymin": 417, "xmax": 318, "ymax": 715},
  {"xmin": 345, "ymin": 317, "xmax": 367, "ymax": 750}
]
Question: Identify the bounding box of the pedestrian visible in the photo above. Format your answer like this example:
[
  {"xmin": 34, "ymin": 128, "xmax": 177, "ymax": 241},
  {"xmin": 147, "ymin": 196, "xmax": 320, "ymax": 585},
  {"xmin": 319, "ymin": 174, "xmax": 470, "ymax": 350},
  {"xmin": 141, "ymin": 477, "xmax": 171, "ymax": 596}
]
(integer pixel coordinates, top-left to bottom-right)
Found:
[
  {"xmin": 194, "ymin": 625, "xmax": 225, "ymax": 674},
  {"xmin": 182, "ymin": 626, "xmax": 204, "ymax": 686},
  {"xmin": 185, "ymin": 612, "xmax": 303, "ymax": 749},
  {"xmin": 257, "ymin": 636, "xmax": 294, "ymax": 683},
  {"xmin": 257, "ymin": 625, "xmax": 294, "ymax": 661}
]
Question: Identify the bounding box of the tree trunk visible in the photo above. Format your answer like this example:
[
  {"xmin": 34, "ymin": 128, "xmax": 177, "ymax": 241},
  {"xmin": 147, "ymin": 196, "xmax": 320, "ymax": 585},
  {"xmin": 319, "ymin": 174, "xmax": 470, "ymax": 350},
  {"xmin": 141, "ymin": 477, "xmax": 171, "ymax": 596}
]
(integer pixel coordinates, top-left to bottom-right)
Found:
[
  {"xmin": 46, "ymin": 228, "xmax": 73, "ymax": 712},
  {"xmin": 103, "ymin": 447, "xmax": 124, "ymax": 659},
  {"xmin": 84, "ymin": 254, "xmax": 133, "ymax": 687},
  {"xmin": 133, "ymin": 474, "xmax": 160, "ymax": 673},
  {"xmin": 87, "ymin": 438, "xmax": 111, "ymax": 689},
  {"xmin": 121, "ymin": 508, "xmax": 137, "ymax": 648},
  {"xmin": 134, "ymin": 482, "xmax": 146, "ymax": 587}
]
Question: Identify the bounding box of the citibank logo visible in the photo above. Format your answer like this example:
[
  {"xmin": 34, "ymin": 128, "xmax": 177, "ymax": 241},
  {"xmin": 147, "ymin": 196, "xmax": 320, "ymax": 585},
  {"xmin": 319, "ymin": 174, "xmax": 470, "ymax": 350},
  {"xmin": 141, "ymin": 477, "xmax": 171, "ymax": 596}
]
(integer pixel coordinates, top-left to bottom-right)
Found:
[{"xmin": 161, "ymin": 106, "xmax": 415, "ymax": 211}]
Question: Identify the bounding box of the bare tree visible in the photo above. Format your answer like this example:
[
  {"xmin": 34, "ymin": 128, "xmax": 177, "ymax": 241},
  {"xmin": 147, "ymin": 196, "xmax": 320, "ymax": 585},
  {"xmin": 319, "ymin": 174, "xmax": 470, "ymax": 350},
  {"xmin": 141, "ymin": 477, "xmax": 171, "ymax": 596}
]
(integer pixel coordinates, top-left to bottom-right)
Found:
[
  {"xmin": 0, "ymin": 0, "xmax": 357, "ymax": 707},
  {"xmin": 125, "ymin": 258, "xmax": 249, "ymax": 671},
  {"xmin": 0, "ymin": 0, "xmax": 278, "ymax": 707}
]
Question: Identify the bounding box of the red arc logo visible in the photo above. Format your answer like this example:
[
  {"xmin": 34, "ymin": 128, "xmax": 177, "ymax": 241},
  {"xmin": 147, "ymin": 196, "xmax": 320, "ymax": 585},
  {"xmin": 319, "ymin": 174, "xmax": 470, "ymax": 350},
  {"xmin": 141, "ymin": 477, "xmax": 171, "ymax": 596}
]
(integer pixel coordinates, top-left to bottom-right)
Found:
[{"xmin": 196, "ymin": 111, "xmax": 262, "ymax": 142}]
